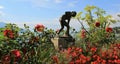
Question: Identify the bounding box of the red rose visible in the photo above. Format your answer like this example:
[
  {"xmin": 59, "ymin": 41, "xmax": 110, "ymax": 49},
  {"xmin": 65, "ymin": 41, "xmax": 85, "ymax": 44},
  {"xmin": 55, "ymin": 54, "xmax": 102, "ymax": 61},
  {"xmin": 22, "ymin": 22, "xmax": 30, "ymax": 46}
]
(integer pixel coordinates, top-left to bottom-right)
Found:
[
  {"xmin": 95, "ymin": 22, "xmax": 100, "ymax": 27},
  {"xmin": 35, "ymin": 24, "xmax": 45, "ymax": 32},
  {"xmin": 11, "ymin": 50, "xmax": 21, "ymax": 62},
  {"xmin": 106, "ymin": 27, "xmax": 112, "ymax": 32},
  {"xmin": 3, "ymin": 29, "xmax": 14, "ymax": 38},
  {"xmin": 11, "ymin": 50, "xmax": 21, "ymax": 58}
]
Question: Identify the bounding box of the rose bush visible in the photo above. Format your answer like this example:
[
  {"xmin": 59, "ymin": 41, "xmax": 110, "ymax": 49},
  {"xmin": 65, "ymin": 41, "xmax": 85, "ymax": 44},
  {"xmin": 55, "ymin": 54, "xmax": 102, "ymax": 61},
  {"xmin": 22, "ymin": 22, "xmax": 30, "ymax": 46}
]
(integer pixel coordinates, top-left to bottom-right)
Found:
[{"xmin": 0, "ymin": 23, "xmax": 56, "ymax": 64}]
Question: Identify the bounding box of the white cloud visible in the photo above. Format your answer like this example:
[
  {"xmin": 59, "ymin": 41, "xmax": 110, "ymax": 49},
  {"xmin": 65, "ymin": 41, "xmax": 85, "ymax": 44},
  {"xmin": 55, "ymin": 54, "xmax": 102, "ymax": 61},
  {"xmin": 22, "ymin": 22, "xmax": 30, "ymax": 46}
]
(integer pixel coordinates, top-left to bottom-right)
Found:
[
  {"xmin": 0, "ymin": 5, "xmax": 4, "ymax": 16},
  {"xmin": 0, "ymin": 5, "xmax": 4, "ymax": 9},
  {"xmin": 110, "ymin": 13, "xmax": 120, "ymax": 27},
  {"xmin": 112, "ymin": 13, "xmax": 120, "ymax": 21},
  {"xmin": 0, "ymin": 11, "xmax": 4, "ymax": 16}
]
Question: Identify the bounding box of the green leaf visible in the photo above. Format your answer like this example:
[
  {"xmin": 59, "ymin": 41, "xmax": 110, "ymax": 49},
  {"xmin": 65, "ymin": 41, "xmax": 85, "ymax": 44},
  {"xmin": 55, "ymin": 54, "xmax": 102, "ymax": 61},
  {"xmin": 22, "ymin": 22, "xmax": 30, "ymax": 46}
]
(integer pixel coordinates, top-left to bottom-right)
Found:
[
  {"xmin": 84, "ymin": 5, "xmax": 96, "ymax": 12},
  {"xmin": 75, "ymin": 12, "xmax": 83, "ymax": 19},
  {"xmin": 110, "ymin": 20, "xmax": 116, "ymax": 23}
]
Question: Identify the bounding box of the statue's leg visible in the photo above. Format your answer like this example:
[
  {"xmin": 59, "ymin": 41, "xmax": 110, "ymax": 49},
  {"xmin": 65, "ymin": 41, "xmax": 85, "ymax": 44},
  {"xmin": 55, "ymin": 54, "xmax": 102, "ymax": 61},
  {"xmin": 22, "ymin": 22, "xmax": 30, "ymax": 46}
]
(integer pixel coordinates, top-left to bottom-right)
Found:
[
  {"xmin": 57, "ymin": 21, "xmax": 64, "ymax": 34},
  {"xmin": 58, "ymin": 26, "xmax": 64, "ymax": 34},
  {"xmin": 65, "ymin": 24, "xmax": 70, "ymax": 36}
]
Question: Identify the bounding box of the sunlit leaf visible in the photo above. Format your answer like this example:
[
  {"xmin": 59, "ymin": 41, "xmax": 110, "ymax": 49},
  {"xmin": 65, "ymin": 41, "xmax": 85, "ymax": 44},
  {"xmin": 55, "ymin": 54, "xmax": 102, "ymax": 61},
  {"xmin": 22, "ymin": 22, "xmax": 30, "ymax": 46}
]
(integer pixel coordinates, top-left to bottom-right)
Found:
[{"xmin": 75, "ymin": 12, "xmax": 82, "ymax": 19}]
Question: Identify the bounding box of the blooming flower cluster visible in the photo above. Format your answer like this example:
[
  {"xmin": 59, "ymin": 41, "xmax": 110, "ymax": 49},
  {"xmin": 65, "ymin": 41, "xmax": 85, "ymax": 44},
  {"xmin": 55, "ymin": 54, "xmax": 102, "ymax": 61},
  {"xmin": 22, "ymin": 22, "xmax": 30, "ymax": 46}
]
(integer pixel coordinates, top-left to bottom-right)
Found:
[
  {"xmin": 52, "ymin": 43, "xmax": 120, "ymax": 64},
  {"xmin": 1, "ymin": 50, "xmax": 21, "ymax": 63},
  {"xmin": 80, "ymin": 29, "xmax": 86, "ymax": 38},
  {"xmin": 3, "ymin": 29, "xmax": 14, "ymax": 39}
]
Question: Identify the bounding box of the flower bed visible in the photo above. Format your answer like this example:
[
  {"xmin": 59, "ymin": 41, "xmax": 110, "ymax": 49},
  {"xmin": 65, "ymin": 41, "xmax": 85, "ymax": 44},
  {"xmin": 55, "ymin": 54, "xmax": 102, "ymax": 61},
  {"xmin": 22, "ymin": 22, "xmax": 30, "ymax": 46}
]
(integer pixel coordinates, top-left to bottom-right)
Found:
[{"xmin": 0, "ymin": 5, "xmax": 120, "ymax": 64}]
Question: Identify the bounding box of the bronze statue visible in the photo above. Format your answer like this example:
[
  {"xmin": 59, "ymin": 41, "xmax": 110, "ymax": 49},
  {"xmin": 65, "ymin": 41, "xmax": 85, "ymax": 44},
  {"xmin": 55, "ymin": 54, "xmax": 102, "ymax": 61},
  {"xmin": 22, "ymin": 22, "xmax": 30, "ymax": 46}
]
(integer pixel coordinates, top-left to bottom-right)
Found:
[{"xmin": 57, "ymin": 11, "xmax": 77, "ymax": 37}]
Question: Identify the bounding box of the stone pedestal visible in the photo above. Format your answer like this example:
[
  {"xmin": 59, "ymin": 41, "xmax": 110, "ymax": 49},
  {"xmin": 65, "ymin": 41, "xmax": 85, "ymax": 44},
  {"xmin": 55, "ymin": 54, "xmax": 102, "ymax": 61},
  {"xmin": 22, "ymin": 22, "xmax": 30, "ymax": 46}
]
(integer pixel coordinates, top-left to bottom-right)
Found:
[{"xmin": 51, "ymin": 37, "xmax": 75, "ymax": 50}]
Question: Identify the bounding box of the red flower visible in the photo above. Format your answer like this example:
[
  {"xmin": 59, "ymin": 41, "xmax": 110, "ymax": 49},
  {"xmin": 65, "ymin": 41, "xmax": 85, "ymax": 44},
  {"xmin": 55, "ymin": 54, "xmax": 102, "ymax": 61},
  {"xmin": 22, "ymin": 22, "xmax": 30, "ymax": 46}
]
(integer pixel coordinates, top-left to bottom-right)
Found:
[
  {"xmin": 86, "ymin": 56, "xmax": 91, "ymax": 61},
  {"xmin": 11, "ymin": 50, "xmax": 21, "ymax": 58},
  {"xmin": 90, "ymin": 47, "xmax": 97, "ymax": 53},
  {"xmin": 2, "ymin": 55, "xmax": 10, "ymax": 63},
  {"xmin": 67, "ymin": 47, "xmax": 72, "ymax": 54},
  {"xmin": 91, "ymin": 61, "xmax": 98, "ymax": 64},
  {"xmin": 75, "ymin": 47, "xmax": 83, "ymax": 52},
  {"xmin": 106, "ymin": 27, "xmax": 112, "ymax": 32},
  {"xmin": 101, "ymin": 60, "xmax": 106, "ymax": 64},
  {"xmin": 80, "ymin": 29, "xmax": 86, "ymax": 38},
  {"xmin": 75, "ymin": 59, "xmax": 80, "ymax": 64},
  {"xmin": 3, "ymin": 29, "xmax": 14, "ymax": 38},
  {"xmin": 95, "ymin": 22, "xmax": 100, "ymax": 27},
  {"xmin": 79, "ymin": 48, "xmax": 83, "ymax": 52},
  {"xmin": 101, "ymin": 51, "xmax": 107, "ymax": 58},
  {"xmin": 92, "ymin": 55, "xmax": 98, "ymax": 60},
  {"xmin": 35, "ymin": 24, "xmax": 45, "ymax": 32},
  {"xmin": 80, "ymin": 54, "xmax": 86, "ymax": 60},
  {"xmin": 81, "ymin": 59, "xmax": 87, "ymax": 64},
  {"xmin": 52, "ymin": 56, "xmax": 59, "ymax": 64},
  {"xmin": 114, "ymin": 59, "xmax": 120, "ymax": 64},
  {"xmin": 71, "ymin": 52, "xmax": 77, "ymax": 58},
  {"xmin": 108, "ymin": 60, "xmax": 113, "ymax": 63},
  {"xmin": 69, "ymin": 61, "xmax": 74, "ymax": 64}
]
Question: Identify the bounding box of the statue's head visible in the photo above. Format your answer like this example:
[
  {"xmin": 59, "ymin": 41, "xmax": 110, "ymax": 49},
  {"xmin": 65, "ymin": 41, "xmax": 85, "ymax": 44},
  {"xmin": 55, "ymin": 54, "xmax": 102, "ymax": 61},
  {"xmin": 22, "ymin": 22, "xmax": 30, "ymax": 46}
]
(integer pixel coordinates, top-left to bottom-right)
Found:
[{"xmin": 71, "ymin": 11, "xmax": 77, "ymax": 17}]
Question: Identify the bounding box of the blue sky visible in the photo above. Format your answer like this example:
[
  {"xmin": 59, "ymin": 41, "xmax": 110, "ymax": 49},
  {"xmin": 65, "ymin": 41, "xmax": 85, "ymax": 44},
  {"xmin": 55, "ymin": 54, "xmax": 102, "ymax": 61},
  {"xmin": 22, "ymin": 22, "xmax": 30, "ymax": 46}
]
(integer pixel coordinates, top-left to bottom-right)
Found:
[{"xmin": 0, "ymin": 0, "xmax": 120, "ymax": 29}]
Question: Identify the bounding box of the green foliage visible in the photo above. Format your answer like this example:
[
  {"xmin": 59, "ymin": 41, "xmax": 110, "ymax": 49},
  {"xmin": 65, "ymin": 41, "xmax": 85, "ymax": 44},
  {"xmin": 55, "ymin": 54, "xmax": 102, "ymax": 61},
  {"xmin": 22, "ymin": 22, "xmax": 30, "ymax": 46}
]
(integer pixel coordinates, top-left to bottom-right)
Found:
[
  {"xmin": 75, "ymin": 5, "xmax": 117, "ymax": 46},
  {"xmin": 0, "ymin": 28, "xmax": 4, "ymax": 40}
]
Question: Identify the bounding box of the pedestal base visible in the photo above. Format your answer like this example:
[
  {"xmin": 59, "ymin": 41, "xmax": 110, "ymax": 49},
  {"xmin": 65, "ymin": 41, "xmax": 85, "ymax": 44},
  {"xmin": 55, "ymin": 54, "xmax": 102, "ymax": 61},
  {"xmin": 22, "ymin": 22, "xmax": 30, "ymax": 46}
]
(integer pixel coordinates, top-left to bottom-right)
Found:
[{"xmin": 51, "ymin": 37, "xmax": 75, "ymax": 50}]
